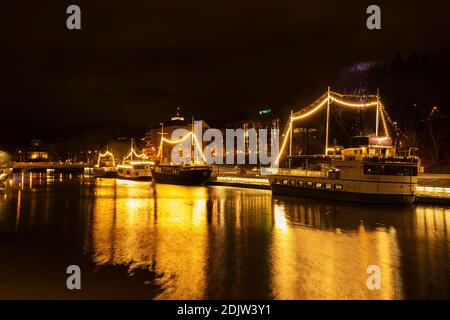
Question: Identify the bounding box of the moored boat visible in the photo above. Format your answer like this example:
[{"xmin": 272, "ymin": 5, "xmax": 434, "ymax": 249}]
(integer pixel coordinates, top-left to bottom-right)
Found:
[
  {"xmin": 94, "ymin": 149, "xmax": 117, "ymax": 178},
  {"xmin": 115, "ymin": 139, "xmax": 153, "ymax": 181},
  {"xmin": 151, "ymin": 164, "xmax": 212, "ymax": 185},
  {"xmin": 151, "ymin": 116, "xmax": 212, "ymax": 186},
  {"xmin": 267, "ymin": 137, "xmax": 419, "ymax": 204},
  {"xmin": 117, "ymin": 161, "xmax": 153, "ymax": 180},
  {"xmin": 94, "ymin": 166, "xmax": 118, "ymax": 178}
]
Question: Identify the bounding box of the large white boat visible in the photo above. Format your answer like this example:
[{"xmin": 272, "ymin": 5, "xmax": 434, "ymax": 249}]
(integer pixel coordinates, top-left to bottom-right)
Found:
[{"xmin": 267, "ymin": 136, "xmax": 419, "ymax": 204}]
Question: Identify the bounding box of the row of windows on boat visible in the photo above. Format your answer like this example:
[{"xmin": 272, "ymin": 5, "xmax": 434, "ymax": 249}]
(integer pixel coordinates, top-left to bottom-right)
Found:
[
  {"xmin": 155, "ymin": 168, "xmax": 179, "ymax": 174},
  {"xmin": 118, "ymin": 169, "xmax": 144, "ymax": 176},
  {"xmin": 274, "ymin": 179, "xmax": 343, "ymax": 191},
  {"xmin": 363, "ymin": 164, "xmax": 418, "ymax": 176}
]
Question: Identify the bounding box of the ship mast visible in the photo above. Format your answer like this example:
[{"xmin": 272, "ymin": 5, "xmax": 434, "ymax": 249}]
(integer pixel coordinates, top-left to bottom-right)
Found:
[
  {"xmin": 130, "ymin": 138, "xmax": 134, "ymax": 162},
  {"xmin": 376, "ymin": 88, "xmax": 380, "ymax": 136},
  {"xmin": 289, "ymin": 110, "xmax": 293, "ymax": 169},
  {"xmin": 191, "ymin": 116, "xmax": 195, "ymax": 165},
  {"xmin": 160, "ymin": 122, "xmax": 164, "ymax": 163},
  {"xmin": 325, "ymin": 86, "xmax": 331, "ymax": 155}
]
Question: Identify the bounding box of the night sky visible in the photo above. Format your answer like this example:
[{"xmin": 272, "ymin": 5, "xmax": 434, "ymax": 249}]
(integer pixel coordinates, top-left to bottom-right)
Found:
[{"xmin": 1, "ymin": 0, "xmax": 450, "ymax": 145}]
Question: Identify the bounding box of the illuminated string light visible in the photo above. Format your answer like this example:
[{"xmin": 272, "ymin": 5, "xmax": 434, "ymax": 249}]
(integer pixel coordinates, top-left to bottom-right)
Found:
[
  {"xmin": 331, "ymin": 91, "xmax": 377, "ymax": 99},
  {"xmin": 124, "ymin": 148, "xmax": 148, "ymax": 161},
  {"xmin": 274, "ymin": 120, "xmax": 292, "ymax": 165},
  {"xmin": 291, "ymin": 97, "xmax": 328, "ymax": 120},
  {"xmin": 162, "ymin": 132, "xmax": 192, "ymax": 144},
  {"xmin": 274, "ymin": 91, "xmax": 386, "ymax": 164},
  {"xmin": 156, "ymin": 132, "xmax": 207, "ymax": 162},
  {"xmin": 192, "ymin": 134, "xmax": 207, "ymax": 162},
  {"xmin": 330, "ymin": 96, "xmax": 378, "ymax": 108},
  {"xmin": 156, "ymin": 138, "xmax": 163, "ymax": 157},
  {"xmin": 379, "ymin": 103, "xmax": 390, "ymax": 137},
  {"xmin": 97, "ymin": 151, "xmax": 116, "ymax": 167}
]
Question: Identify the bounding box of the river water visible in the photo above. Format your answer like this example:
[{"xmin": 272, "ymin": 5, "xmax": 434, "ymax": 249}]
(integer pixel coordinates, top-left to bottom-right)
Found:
[{"xmin": 0, "ymin": 173, "xmax": 449, "ymax": 299}]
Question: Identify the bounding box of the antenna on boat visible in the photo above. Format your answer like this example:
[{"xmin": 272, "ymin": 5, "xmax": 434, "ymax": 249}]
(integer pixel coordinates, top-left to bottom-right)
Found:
[{"xmin": 325, "ymin": 86, "xmax": 331, "ymax": 155}]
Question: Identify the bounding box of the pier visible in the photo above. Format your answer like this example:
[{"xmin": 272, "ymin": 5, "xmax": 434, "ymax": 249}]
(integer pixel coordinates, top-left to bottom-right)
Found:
[
  {"xmin": 209, "ymin": 169, "xmax": 450, "ymax": 204},
  {"xmin": 11, "ymin": 162, "xmax": 88, "ymax": 173}
]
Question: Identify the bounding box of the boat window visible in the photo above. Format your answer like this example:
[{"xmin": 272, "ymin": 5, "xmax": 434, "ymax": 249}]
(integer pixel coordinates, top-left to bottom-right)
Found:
[
  {"xmin": 364, "ymin": 164, "xmax": 379, "ymax": 175},
  {"xmin": 274, "ymin": 179, "xmax": 280, "ymax": 184},
  {"xmin": 325, "ymin": 183, "xmax": 332, "ymax": 190},
  {"xmin": 307, "ymin": 181, "xmax": 313, "ymax": 188},
  {"xmin": 379, "ymin": 165, "xmax": 418, "ymax": 176},
  {"xmin": 315, "ymin": 182, "xmax": 322, "ymax": 189},
  {"xmin": 283, "ymin": 179, "xmax": 288, "ymax": 185},
  {"xmin": 298, "ymin": 180, "xmax": 304, "ymax": 187},
  {"xmin": 290, "ymin": 180, "xmax": 296, "ymax": 186},
  {"xmin": 364, "ymin": 164, "xmax": 418, "ymax": 176},
  {"xmin": 133, "ymin": 165, "xmax": 146, "ymax": 170},
  {"xmin": 334, "ymin": 184, "xmax": 343, "ymax": 191}
]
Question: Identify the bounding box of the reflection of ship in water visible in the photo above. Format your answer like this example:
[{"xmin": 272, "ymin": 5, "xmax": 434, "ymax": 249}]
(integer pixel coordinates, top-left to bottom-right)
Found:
[
  {"xmin": 271, "ymin": 195, "xmax": 417, "ymax": 231},
  {"xmin": 0, "ymin": 169, "xmax": 9, "ymax": 192},
  {"xmin": 271, "ymin": 196, "xmax": 450, "ymax": 299},
  {"xmin": 81, "ymin": 180, "xmax": 449, "ymax": 299}
]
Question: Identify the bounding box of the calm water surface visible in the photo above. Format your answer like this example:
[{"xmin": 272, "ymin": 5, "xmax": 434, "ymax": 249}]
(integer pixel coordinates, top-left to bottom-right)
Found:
[{"xmin": 0, "ymin": 173, "xmax": 449, "ymax": 299}]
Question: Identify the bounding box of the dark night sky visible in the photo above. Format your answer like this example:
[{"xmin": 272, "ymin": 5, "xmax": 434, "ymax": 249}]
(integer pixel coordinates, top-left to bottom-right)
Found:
[{"xmin": 1, "ymin": 0, "xmax": 450, "ymax": 145}]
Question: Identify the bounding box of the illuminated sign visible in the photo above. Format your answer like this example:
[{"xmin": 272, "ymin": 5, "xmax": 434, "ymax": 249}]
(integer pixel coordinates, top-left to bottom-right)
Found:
[{"xmin": 259, "ymin": 108, "xmax": 272, "ymax": 115}]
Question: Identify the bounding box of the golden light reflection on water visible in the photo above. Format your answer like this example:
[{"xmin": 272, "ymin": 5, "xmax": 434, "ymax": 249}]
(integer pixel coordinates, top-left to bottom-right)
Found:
[
  {"xmin": 86, "ymin": 179, "xmax": 450, "ymax": 299},
  {"xmin": 271, "ymin": 199, "xmax": 406, "ymax": 299},
  {"xmin": 90, "ymin": 179, "xmax": 209, "ymax": 299},
  {"xmin": 1, "ymin": 174, "xmax": 449, "ymax": 299}
]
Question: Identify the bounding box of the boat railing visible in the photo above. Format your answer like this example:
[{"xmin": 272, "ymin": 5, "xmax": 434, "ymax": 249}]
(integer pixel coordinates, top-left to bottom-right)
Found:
[
  {"xmin": 362, "ymin": 156, "xmax": 419, "ymax": 164},
  {"xmin": 261, "ymin": 167, "xmax": 327, "ymax": 178}
]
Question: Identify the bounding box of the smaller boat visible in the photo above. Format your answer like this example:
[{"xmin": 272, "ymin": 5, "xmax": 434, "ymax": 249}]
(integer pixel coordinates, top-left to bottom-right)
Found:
[
  {"xmin": 94, "ymin": 166, "xmax": 118, "ymax": 178},
  {"xmin": 117, "ymin": 161, "xmax": 153, "ymax": 180},
  {"xmin": 94, "ymin": 149, "xmax": 118, "ymax": 178},
  {"xmin": 151, "ymin": 118, "xmax": 212, "ymax": 186},
  {"xmin": 117, "ymin": 139, "xmax": 153, "ymax": 181}
]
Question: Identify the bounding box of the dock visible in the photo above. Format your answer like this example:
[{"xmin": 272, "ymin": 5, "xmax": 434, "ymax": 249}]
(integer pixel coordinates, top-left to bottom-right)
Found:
[
  {"xmin": 11, "ymin": 162, "xmax": 87, "ymax": 173},
  {"xmin": 415, "ymin": 174, "xmax": 450, "ymax": 204},
  {"xmin": 209, "ymin": 172, "xmax": 450, "ymax": 205}
]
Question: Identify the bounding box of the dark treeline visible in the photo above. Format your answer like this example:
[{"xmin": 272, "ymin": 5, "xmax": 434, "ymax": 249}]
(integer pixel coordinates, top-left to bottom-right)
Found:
[{"xmin": 335, "ymin": 49, "xmax": 450, "ymax": 172}]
